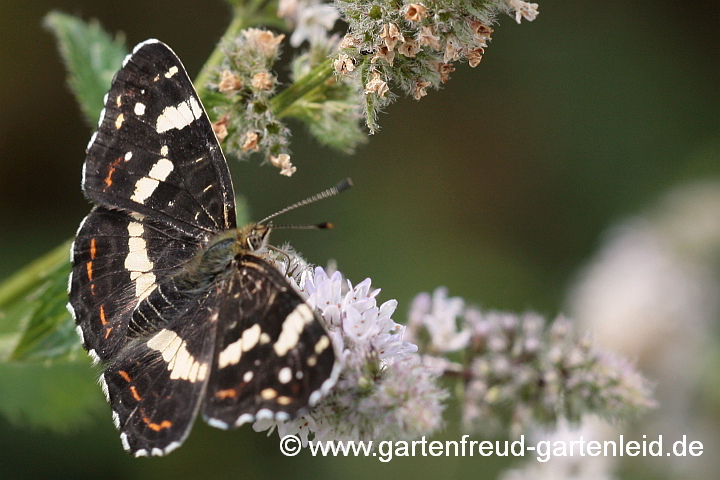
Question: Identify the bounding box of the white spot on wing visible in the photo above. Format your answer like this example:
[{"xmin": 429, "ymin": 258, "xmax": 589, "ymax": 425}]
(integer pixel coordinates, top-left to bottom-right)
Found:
[
  {"xmin": 120, "ymin": 432, "xmax": 131, "ymax": 451},
  {"xmin": 99, "ymin": 374, "xmax": 110, "ymax": 402},
  {"xmin": 147, "ymin": 329, "xmax": 208, "ymax": 383},
  {"xmin": 134, "ymin": 102, "xmax": 146, "ymax": 116},
  {"xmin": 189, "ymin": 97, "xmax": 202, "ymax": 118},
  {"xmin": 122, "ymin": 53, "xmax": 132, "ymax": 67},
  {"xmin": 98, "ymin": 108, "xmax": 106, "ymax": 126},
  {"xmin": 133, "ymin": 38, "xmax": 160, "ymax": 54},
  {"xmin": 112, "ymin": 410, "xmax": 120, "ymax": 429},
  {"xmin": 234, "ymin": 413, "xmax": 255, "ymax": 427},
  {"xmin": 130, "ymin": 158, "xmax": 174, "ymax": 205},
  {"xmin": 243, "ymin": 371, "xmax": 253, "ymax": 382},
  {"xmin": 89, "ymin": 349, "xmax": 101, "ymax": 365},
  {"xmin": 278, "ymin": 367, "xmax": 292, "ymax": 384},
  {"xmin": 124, "ymin": 151, "xmax": 132, "ymax": 161},
  {"xmin": 151, "ymin": 448, "xmax": 163, "ymax": 457},
  {"xmin": 160, "ymin": 145, "xmax": 169, "ymax": 156},
  {"xmin": 103, "ymin": 93, "xmax": 109, "ymax": 105},
  {"xmin": 274, "ymin": 304, "xmax": 315, "ymax": 356},
  {"xmin": 155, "ymin": 98, "xmax": 203, "ymax": 133},
  {"xmin": 165, "ymin": 66, "xmax": 179, "ymax": 78},
  {"xmin": 73, "ymin": 324, "xmax": 83, "ymax": 343},
  {"xmin": 124, "ymin": 221, "xmax": 156, "ymax": 301},
  {"xmin": 86, "ymin": 132, "xmax": 97, "ymax": 151},
  {"xmin": 207, "ymin": 418, "xmax": 229, "ymax": 430},
  {"xmin": 256, "ymin": 409, "xmax": 273, "ymax": 420},
  {"xmin": 314, "ymin": 335, "xmax": 330, "ymax": 354}
]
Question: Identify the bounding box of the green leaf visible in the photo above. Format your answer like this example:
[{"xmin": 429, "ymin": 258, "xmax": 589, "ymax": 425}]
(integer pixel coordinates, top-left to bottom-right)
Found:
[
  {"xmin": 0, "ymin": 362, "xmax": 105, "ymax": 432},
  {"xmin": 0, "ymin": 240, "xmax": 82, "ymax": 363},
  {"xmin": 43, "ymin": 11, "xmax": 128, "ymax": 126}
]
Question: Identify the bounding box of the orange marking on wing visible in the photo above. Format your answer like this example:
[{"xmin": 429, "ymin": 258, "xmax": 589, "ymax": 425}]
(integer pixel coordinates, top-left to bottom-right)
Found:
[
  {"xmin": 99, "ymin": 305, "xmax": 107, "ymax": 325},
  {"xmin": 143, "ymin": 416, "xmax": 172, "ymax": 431},
  {"xmin": 104, "ymin": 327, "xmax": 112, "ymax": 339},
  {"xmin": 103, "ymin": 157, "xmax": 124, "ymax": 191},
  {"xmin": 214, "ymin": 388, "xmax": 237, "ymax": 400},
  {"xmin": 130, "ymin": 386, "xmax": 142, "ymax": 401},
  {"xmin": 90, "ymin": 238, "xmax": 97, "ymax": 259},
  {"xmin": 91, "ymin": 283, "xmax": 96, "ymax": 295},
  {"xmin": 86, "ymin": 261, "xmax": 93, "ymax": 280},
  {"xmin": 118, "ymin": 370, "xmax": 132, "ymax": 382}
]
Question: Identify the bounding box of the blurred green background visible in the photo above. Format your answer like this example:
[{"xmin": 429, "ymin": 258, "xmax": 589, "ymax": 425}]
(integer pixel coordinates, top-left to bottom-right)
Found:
[{"xmin": 1, "ymin": 0, "xmax": 719, "ymax": 479}]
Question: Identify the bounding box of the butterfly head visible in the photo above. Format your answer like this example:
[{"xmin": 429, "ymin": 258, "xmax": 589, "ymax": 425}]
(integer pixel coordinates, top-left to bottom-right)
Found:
[{"xmin": 237, "ymin": 222, "xmax": 272, "ymax": 253}]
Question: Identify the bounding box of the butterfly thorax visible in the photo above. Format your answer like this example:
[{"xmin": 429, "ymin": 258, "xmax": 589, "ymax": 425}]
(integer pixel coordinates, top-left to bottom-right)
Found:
[{"xmin": 181, "ymin": 223, "xmax": 273, "ymax": 283}]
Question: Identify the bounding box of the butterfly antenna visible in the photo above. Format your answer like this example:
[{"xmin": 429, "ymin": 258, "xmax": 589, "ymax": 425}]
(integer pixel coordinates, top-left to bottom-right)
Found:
[{"xmin": 258, "ymin": 178, "xmax": 353, "ymax": 225}]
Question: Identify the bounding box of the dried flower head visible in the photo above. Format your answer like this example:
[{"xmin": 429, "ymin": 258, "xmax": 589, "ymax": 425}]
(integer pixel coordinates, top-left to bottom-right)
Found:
[
  {"xmin": 269, "ymin": 153, "xmax": 296, "ymax": 177},
  {"xmin": 405, "ymin": 3, "xmax": 428, "ymax": 22},
  {"xmin": 333, "ymin": 54, "xmax": 355, "ymax": 75},
  {"xmin": 217, "ymin": 70, "xmax": 242, "ymax": 93},
  {"xmin": 251, "ymin": 71, "xmax": 273, "ymax": 90},
  {"xmin": 243, "ymin": 131, "xmax": 260, "ymax": 151},
  {"xmin": 507, "ymin": 0, "xmax": 540, "ymax": 24},
  {"xmin": 212, "ymin": 115, "xmax": 229, "ymax": 142},
  {"xmin": 413, "ymin": 79, "xmax": 431, "ymax": 100},
  {"xmin": 364, "ymin": 71, "xmax": 389, "ymax": 98},
  {"xmin": 380, "ymin": 23, "xmax": 404, "ymax": 52},
  {"xmin": 243, "ymin": 28, "xmax": 285, "ymax": 57},
  {"xmin": 398, "ymin": 39, "xmax": 421, "ymax": 58},
  {"xmin": 467, "ymin": 47, "xmax": 484, "ymax": 68},
  {"xmin": 332, "ymin": 0, "xmax": 540, "ymax": 132}
]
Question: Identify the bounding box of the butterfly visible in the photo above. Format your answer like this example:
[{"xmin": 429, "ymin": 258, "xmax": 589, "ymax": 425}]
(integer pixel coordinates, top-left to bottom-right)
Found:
[{"xmin": 67, "ymin": 39, "xmax": 341, "ymax": 457}]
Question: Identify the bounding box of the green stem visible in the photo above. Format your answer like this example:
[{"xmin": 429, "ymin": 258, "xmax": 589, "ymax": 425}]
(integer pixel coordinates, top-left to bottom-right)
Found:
[
  {"xmin": 194, "ymin": 14, "xmax": 246, "ymax": 103},
  {"xmin": 0, "ymin": 240, "xmax": 71, "ymax": 309},
  {"xmin": 270, "ymin": 60, "xmax": 335, "ymax": 118}
]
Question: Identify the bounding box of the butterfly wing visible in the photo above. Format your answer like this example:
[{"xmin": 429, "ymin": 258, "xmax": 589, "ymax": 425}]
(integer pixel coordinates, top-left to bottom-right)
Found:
[
  {"xmin": 69, "ymin": 40, "xmax": 238, "ymax": 455},
  {"xmin": 203, "ymin": 254, "xmax": 340, "ymax": 428},
  {"xmin": 69, "ymin": 207, "xmax": 201, "ymax": 362},
  {"xmin": 102, "ymin": 286, "xmax": 219, "ymax": 457},
  {"xmin": 82, "ymin": 39, "xmax": 235, "ymax": 237}
]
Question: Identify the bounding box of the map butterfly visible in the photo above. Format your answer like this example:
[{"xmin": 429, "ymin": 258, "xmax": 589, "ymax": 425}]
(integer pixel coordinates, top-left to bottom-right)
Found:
[{"xmin": 68, "ymin": 39, "xmax": 342, "ymax": 457}]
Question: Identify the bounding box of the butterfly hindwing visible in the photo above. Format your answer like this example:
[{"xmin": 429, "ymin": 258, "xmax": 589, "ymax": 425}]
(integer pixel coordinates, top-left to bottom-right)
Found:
[
  {"xmin": 69, "ymin": 206, "xmax": 201, "ymax": 362},
  {"xmin": 82, "ymin": 40, "xmax": 236, "ymax": 237},
  {"xmin": 103, "ymin": 287, "xmax": 219, "ymax": 457},
  {"xmin": 203, "ymin": 254, "xmax": 339, "ymax": 428}
]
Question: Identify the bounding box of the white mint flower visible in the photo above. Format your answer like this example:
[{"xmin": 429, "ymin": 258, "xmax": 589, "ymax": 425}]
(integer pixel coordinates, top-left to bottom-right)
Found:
[
  {"xmin": 254, "ymin": 265, "xmax": 442, "ymax": 443},
  {"xmin": 288, "ymin": 1, "xmax": 341, "ymax": 47},
  {"xmin": 407, "ymin": 287, "xmax": 471, "ymax": 352}
]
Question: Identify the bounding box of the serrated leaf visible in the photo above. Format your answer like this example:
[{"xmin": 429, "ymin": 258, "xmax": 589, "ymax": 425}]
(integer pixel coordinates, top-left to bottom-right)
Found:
[
  {"xmin": 0, "ymin": 240, "xmax": 83, "ymax": 362},
  {"xmin": 43, "ymin": 11, "xmax": 128, "ymax": 125}
]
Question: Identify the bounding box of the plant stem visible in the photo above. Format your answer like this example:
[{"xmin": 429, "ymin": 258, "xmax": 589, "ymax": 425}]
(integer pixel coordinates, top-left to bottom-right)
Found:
[
  {"xmin": 194, "ymin": 14, "xmax": 246, "ymax": 107},
  {"xmin": 270, "ymin": 60, "xmax": 335, "ymax": 118}
]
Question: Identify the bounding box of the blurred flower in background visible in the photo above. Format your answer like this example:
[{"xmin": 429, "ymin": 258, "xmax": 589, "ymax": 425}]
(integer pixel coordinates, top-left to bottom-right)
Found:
[{"xmin": 567, "ymin": 180, "xmax": 720, "ymax": 480}]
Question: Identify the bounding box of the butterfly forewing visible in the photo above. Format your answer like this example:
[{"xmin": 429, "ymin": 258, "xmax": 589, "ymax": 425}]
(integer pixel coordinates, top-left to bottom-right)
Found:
[{"xmin": 82, "ymin": 40, "xmax": 235, "ymax": 237}]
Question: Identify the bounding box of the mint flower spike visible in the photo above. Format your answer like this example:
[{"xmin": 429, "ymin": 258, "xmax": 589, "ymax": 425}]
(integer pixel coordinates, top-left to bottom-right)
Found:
[
  {"xmin": 253, "ymin": 262, "xmax": 445, "ymax": 445},
  {"xmin": 407, "ymin": 288, "xmax": 656, "ymax": 438},
  {"xmin": 333, "ymin": 0, "xmax": 541, "ymax": 132}
]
